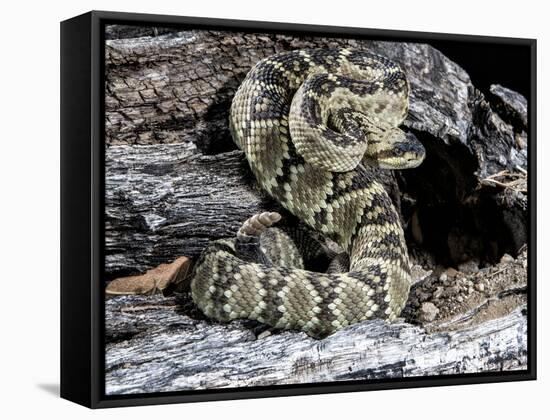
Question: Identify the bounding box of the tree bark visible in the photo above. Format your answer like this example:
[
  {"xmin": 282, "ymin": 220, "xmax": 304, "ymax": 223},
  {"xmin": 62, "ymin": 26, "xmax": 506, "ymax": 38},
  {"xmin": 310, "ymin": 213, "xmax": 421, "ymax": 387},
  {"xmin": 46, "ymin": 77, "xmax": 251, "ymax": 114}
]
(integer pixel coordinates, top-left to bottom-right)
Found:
[{"xmin": 105, "ymin": 299, "xmax": 526, "ymax": 394}]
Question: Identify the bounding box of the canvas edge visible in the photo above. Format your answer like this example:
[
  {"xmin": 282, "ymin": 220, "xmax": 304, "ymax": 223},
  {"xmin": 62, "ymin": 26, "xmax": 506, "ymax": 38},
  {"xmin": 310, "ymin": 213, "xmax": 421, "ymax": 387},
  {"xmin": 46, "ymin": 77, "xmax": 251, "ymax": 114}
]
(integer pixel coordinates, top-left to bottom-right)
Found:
[{"xmin": 60, "ymin": 9, "xmax": 537, "ymax": 409}]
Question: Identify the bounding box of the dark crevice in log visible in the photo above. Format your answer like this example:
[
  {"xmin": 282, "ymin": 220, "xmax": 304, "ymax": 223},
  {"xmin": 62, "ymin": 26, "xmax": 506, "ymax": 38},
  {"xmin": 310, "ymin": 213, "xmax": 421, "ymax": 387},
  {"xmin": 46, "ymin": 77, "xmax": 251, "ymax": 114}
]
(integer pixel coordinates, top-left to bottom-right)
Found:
[
  {"xmin": 398, "ymin": 130, "xmax": 522, "ymax": 267},
  {"xmin": 197, "ymin": 73, "xmax": 246, "ymax": 155}
]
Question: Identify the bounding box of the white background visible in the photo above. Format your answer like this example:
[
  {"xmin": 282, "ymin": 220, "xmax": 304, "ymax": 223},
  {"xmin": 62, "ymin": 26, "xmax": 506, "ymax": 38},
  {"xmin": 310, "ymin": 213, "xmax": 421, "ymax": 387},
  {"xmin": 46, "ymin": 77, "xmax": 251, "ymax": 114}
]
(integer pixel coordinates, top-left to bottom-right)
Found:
[{"xmin": 1, "ymin": 0, "xmax": 547, "ymax": 418}]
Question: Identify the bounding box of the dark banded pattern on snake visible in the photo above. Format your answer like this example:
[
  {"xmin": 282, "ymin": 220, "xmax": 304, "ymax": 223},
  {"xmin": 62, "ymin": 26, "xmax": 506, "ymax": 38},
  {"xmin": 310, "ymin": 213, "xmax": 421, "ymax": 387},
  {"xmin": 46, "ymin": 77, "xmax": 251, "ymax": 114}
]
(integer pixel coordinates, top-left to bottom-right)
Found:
[{"xmin": 191, "ymin": 48, "xmax": 425, "ymax": 338}]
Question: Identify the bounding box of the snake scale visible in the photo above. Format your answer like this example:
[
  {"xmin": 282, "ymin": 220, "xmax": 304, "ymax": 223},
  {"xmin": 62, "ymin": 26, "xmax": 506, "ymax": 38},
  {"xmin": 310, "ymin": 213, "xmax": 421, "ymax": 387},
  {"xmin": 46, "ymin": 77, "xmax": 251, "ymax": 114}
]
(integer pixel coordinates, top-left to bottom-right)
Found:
[{"xmin": 191, "ymin": 48, "xmax": 425, "ymax": 338}]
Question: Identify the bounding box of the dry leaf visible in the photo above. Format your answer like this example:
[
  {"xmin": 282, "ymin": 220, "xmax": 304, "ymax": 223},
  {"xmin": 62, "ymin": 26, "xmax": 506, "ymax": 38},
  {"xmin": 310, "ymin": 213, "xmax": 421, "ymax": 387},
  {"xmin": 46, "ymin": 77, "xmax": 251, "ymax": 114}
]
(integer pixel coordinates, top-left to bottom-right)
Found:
[{"xmin": 106, "ymin": 256, "xmax": 192, "ymax": 296}]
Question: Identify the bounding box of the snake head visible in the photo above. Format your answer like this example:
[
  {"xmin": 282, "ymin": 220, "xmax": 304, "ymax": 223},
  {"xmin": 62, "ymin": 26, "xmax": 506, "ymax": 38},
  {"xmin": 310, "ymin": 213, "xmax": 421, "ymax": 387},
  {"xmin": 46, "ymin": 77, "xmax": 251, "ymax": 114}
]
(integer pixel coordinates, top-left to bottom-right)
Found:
[{"xmin": 364, "ymin": 129, "xmax": 425, "ymax": 170}]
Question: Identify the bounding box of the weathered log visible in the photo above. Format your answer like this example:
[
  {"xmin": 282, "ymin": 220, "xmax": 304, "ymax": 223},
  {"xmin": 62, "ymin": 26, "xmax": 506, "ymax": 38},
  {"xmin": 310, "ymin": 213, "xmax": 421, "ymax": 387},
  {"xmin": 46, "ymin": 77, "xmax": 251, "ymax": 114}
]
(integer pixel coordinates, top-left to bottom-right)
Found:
[
  {"xmin": 106, "ymin": 302, "xmax": 526, "ymax": 394},
  {"xmin": 105, "ymin": 143, "xmax": 276, "ymax": 276},
  {"xmin": 489, "ymin": 84, "xmax": 528, "ymax": 132},
  {"xmin": 105, "ymin": 31, "xmax": 475, "ymax": 151},
  {"xmin": 104, "ymin": 138, "xmax": 526, "ymax": 277},
  {"xmin": 105, "ymin": 29, "xmax": 526, "ymax": 167},
  {"xmin": 105, "ymin": 250, "xmax": 527, "ymax": 394}
]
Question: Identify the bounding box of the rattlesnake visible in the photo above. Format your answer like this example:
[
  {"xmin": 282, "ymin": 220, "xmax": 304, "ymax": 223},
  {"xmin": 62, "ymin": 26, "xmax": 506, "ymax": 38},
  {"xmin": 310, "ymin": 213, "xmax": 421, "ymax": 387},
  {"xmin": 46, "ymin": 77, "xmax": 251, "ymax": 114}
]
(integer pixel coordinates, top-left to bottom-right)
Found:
[{"xmin": 191, "ymin": 48, "xmax": 425, "ymax": 338}]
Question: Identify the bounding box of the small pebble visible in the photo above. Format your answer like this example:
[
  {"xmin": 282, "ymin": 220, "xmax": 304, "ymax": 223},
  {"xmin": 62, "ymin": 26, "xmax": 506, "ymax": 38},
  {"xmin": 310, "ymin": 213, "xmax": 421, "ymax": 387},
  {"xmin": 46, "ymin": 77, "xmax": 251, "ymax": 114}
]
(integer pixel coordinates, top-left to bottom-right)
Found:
[
  {"xmin": 257, "ymin": 330, "xmax": 272, "ymax": 340},
  {"xmin": 433, "ymin": 286, "xmax": 444, "ymax": 299},
  {"xmin": 475, "ymin": 283, "xmax": 485, "ymax": 292},
  {"xmin": 417, "ymin": 290, "xmax": 432, "ymax": 301},
  {"xmin": 419, "ymin": 302, "xmax": 439, "ymax": 322},
  {"xmin": 445, "ymin": 267, "xmax": 459, "ymax": 278},
  {"xmin": 458, "ymin": 260, "xmax": 480, "ymax": 274},
  {"xmin": 439, "ymin": 273, "xmax": 448, "ymax": 283},
  {"xmin": 500, "ymin": 254, "xmax": 515, "ymax": 264}
]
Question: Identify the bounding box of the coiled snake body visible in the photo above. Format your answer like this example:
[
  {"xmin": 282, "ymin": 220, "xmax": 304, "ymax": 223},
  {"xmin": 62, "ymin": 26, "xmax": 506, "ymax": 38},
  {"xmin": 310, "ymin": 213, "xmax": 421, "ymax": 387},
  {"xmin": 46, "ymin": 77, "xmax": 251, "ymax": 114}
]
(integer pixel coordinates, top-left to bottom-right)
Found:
[{"xmin": 191, "ymin": 48, "xmax": 425, "ymax": 338}]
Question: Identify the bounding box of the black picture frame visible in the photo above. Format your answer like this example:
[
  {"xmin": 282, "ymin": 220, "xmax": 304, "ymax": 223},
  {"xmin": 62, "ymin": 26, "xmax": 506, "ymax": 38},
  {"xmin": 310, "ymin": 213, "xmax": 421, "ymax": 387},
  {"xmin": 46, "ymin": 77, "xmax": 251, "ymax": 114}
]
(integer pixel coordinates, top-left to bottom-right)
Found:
[{"xmin": 60, "ymin": 10, "xmax": 537, "ymax": 409}]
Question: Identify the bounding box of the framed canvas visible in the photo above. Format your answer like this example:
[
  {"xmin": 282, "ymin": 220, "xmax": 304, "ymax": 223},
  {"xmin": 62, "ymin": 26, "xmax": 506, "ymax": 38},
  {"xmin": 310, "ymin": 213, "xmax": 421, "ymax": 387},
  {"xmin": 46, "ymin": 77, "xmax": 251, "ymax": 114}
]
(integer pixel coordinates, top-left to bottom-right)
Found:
[{"xmin": 60, "ymin": 10, "xmax": 536, "ymax": 408}]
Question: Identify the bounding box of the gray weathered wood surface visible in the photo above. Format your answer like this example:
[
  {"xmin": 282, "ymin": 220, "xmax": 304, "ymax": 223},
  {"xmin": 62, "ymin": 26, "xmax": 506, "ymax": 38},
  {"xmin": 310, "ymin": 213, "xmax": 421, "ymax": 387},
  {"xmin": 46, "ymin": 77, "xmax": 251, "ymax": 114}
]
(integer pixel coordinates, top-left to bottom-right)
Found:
[
  {"xmin": 105, "ymin": 249, "xmax": 528, "ymax": 394},
  {"xmin": 106, "ymin": 31, "xmax": 473, "ymax": 149},
  {"xmin": 105, "ymin": 295, "xmax": 526, "ymax": 394},
  {"xmin": 105, "ymin": 143, "xmax": 273, "ymax": 274}
]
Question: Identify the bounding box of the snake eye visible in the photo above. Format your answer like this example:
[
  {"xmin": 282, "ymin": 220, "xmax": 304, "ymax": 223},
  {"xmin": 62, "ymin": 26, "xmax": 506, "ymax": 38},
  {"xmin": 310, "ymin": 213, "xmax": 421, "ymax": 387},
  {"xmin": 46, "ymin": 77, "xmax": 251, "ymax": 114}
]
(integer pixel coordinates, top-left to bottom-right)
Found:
[
  {"xmin": 394, "ymin": 149, "xmax": 404, "ymax": 157},
  {"xmin": 392, "ymin": 141, "xmax": 412, "ymax": 158}
]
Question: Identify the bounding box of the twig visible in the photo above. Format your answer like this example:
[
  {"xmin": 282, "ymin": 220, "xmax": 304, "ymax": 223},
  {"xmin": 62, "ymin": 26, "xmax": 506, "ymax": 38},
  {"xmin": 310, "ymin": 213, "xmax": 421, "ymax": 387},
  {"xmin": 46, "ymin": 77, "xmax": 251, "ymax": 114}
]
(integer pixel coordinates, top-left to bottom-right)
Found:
[
  {"xmin": 515, "ymin": 166, "xmax": 527, "ymax": 175},
  {"xmin": 487, "ymin": 267, "xmax": 507, "ymax": 278},
  {"xmin": 480, "ymin": 169, "xmax": 527, "ymax": 194}
]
